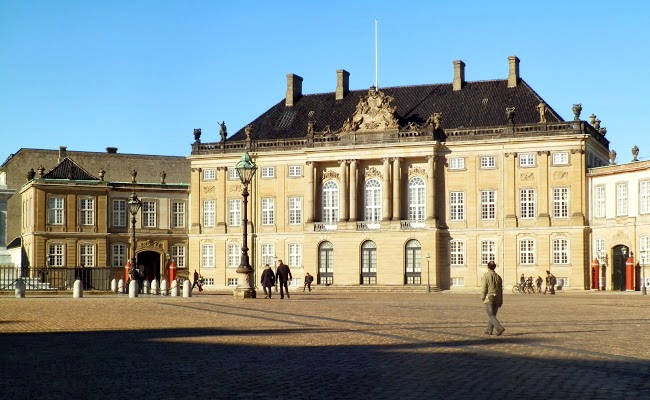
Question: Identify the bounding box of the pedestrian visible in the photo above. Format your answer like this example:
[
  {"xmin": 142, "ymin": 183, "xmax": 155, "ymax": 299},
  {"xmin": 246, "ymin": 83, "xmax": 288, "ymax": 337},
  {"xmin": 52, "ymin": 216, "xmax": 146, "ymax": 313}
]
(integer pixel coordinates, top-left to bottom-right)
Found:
[
  {"xmin": 480, "ymin": 261, "xmax": 505, "ymax": 336},
  {"xmin": 192, "ymin": 269, "xmax": 203, "ymax": 292},
  {"xmin": 260, "ymin": 264, "xmax": 275, "ymax": 299},
  {"xmin": 303, "ymin": 272, "xmax": 314, "ymax": 292},
  {"xmin": 519, "ymin": 273, "xmax": 526, "ymax": 291},
  {"xmin": 536, "ymin": 275, "xmax": 543, "ymax": 293},
  {"xmin": 545, "ymin": 270, "xmax": 557, "ymax": 295},
  {"xmin": 275, "ymin": 259, "xmax": 292, "ymax": 299}
]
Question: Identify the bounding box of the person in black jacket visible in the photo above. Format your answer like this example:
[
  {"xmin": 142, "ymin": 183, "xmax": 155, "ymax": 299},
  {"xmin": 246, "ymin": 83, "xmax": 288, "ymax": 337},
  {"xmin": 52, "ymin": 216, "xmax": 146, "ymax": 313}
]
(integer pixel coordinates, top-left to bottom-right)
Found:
[
  {"xmin": 260, "ymin": 264, "xmax": 275, "ymax": 299},
  {"xmin": 275, "ymin": 259, "xmax": 292, "ymax": 299}
]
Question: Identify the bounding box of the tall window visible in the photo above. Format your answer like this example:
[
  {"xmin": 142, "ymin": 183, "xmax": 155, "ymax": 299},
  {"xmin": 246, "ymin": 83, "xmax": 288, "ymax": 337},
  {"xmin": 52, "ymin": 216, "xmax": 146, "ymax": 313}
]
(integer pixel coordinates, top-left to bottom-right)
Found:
[
  {"xmin": 640, "ymin": 181, "xmax": 650, "ymax": 214},
  {"xmin": 640, "ymin": 236, "xmax": 650, "ymax": 265},
  {"xmin": 228, "ymin": 199, "xmax": 241, "ymax": 226},
  {"xmin": 480, "ymin": 240, "xmax": 496, "ymax": 265},
  {"xmin": 288, "ymin": 243, "xmax": 302, "ymax": 267},
  {"xmin": 552, "ymin": 238, "xmax": 569, "ymax": 264},
  {"xmin": 364, "ymin": 179, "xmax": 382, "ymax": 223},
  {"xmin": 553, "ymin": 188, "xmax": 569, "ymax": 218},
  {"xmin": 519, "ymin": 239, "xmax": 535, "ymax": 265},
  {"xmin": 112, "ymin": 199, "xmax": 127, "ymax": 227},
  {"xmin": 111, "ymin": 243, "xmax": 126, "ymax": 267},
  {"xmin": 449, "ymin": 157, "xmax": 465, "ymax": 170},
  {"xmin": 405, "ymin": 240, "xmax": 421, "ymax": 285},
  {"xmin": 203, "ymin": 200, "xmax": 215, "ymax": 227},
  {"xmin": 594, "ymin": 239, "xmax": 605, "ymax": 261},
  {"xmin": 480, "ymin": 156, "xmax": 496, "ymax": 169},
  {"xmin": 408, "ymin": 177, "xmax": 425, "ymax": 222},
  {"xmin": 80, "ymin": 198, "xmax": 94, "ymax": 225},
  {"xmin": 48, "ymin": 243, "xmax": 64, "ymax": 267},
  {"xmin": 594, "ymin": 186, "xmax": 606, "ymax": 218},
  {"xmin": 203, "ymin": 169, "xmax": 216, "ymax": 180},
  {"xmin": 79, "ymin": 244, "xmax": 95, "ymax": 267},
  {"xmin": 450, "ymin": 240, "xmax": 464, "ymax": 266},
  {"xmin": 227, "ymin": 243, "xmax": 240, "ymax": 268},
  {"xmin": 481, "ymin": 190, "xmax": 496, "ymax": 220},
  {"xmin": 261, "ymin": 243, "xmax": 275, "ymax": 267},
  {"xmin": 171, "ymin": 202, "xmax": 185, "ymax": 228},
  {"xmin": 520, "ymin": 189, "xmax": 536, "ymax": 219},
  {"xmin": 616, "ymin": 183, "xmax": 628, "ymax": 216},
  {"xmin": 142, "ymin": 200, "xmax": 157, "ymax": 228},
  {"xmin": 262, "ymin": 198, "xmax": 275, "ymax": 225},
  {"xmin": 171, "ymin": 244, "xmax": 185, "ymax": 268},
  {"xmin": 201, "ymin": 244, "xmax": 214, "ymax": 268},
  {"xmin": 289, "ymin": 197, "xmax": 302, "ymax": 225},
  {"xmin": 48, "ymin": 197, "xmax": 64, "ymax": 225},
  {"xmin": 449, "ymin": 192, "xmax": 464, "ymax": 221},
  {"xmin": 519, "ymin": 153, "xmax": 535, "ymax": 167},
  {"xmin": 322, "ymin": 180, "xmax": 339, "ymax": 225}
]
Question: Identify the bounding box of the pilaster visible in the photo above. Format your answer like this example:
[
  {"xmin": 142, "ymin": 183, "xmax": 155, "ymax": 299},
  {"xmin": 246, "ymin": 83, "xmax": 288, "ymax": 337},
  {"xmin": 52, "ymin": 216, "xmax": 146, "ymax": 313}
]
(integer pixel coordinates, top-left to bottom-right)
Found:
[
  {"xmin": 382, "ymin": 158, "xmax": 391, "ymax": 221},
  {"xmin": 392, "ymin": 157, "xmax": 401, "ymax": 221},
  {"xmin": 349, "ymin": 160, "xmax": 358, "ymax": 222},
  {"xmin": 504, "ymin": 152, "xmax": 518, "ymax": 227}
]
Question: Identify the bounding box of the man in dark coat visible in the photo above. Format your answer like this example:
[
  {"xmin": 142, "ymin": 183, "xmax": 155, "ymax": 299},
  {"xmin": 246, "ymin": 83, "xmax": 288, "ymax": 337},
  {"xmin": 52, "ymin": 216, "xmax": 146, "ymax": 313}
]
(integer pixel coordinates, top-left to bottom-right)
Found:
[
  {"xmin": 275, "ymin": 259, "xmax": 292, "ymax": 299},
  {"xmin": 260, "ymin": 264, "xmax": 275, "ymax": 299},
  {"xmin": 303, "ymin": 272, "xmax": 314, "ymax": 292}
]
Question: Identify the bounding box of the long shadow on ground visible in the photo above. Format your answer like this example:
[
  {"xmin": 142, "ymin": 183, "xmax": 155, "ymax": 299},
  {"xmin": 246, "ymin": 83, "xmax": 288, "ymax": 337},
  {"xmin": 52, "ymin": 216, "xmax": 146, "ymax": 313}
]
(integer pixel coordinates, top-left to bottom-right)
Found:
[{"xmin": 1, "ymin": 327, "xmax": 649, "ymax": 400}]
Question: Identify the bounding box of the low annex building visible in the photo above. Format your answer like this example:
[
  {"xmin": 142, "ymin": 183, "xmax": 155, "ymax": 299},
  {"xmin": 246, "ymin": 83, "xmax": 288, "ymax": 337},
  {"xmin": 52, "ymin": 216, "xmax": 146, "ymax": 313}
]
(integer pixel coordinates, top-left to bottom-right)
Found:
[{"xmin": 189, "ymin": 56, "xmax": 610, "ymax": 290}]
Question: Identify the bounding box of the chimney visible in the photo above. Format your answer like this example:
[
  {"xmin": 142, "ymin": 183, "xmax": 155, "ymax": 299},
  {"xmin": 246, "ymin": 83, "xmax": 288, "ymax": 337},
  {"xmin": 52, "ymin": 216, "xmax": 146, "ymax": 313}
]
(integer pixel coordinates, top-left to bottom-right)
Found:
[
  {"xmin": 452, "ymin": 60, "xmax": 465, "ymax": 91},
  {"xmin": 336, "ymin": 69, "xmax": 350, "ymax": 100},
  {"xmin": 106, "ymin": 147, "xmax": 118, "ymax": 154},
  {"xmin": 507, "ymin": 56, "xmax": 520, "ymax": 88},
  {"xmin": 58, "ymin": 146, "xmax": 67, "ymax": 162},
  {"xmin": 285, "ymin": 73, "xmax": 303, "ymax": 107}
]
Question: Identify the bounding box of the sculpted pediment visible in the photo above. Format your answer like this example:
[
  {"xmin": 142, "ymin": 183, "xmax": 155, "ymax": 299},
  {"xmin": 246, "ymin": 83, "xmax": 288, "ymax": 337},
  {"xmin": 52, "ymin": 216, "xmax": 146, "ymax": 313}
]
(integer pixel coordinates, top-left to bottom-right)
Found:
[{"xmin": 342, "ymin": 88, "xmax": 399, "ymax": 133}]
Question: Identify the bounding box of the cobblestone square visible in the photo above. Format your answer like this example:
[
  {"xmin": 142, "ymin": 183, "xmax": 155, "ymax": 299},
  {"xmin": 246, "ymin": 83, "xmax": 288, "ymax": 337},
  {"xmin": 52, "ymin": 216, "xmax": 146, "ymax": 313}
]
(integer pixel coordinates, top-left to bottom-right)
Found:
[{"xmin": 1, "ymin": 291, "xmax": 649, "ymax": 399}]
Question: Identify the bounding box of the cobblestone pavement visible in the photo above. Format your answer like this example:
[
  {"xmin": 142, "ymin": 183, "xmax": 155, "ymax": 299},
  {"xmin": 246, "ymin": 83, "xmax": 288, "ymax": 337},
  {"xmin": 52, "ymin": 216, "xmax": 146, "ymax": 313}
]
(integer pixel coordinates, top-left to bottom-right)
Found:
[{"xmin": 1, "ymin": 290, "xmax": 649, "ymax": 400}]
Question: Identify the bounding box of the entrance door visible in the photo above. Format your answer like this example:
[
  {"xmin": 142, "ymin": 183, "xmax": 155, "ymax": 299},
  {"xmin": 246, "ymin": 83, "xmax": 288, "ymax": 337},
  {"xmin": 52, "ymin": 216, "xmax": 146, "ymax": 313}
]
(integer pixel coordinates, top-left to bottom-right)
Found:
[
  {"xmin": 612, "ymin": 245, "xmax": 629, "ymax": 291},
  {"xmin": 361, "ymin": 241, "xmax": 377, "ymax": 285},
  {"xmin": 405, "ymin": 240, "xmax": 422, "ymax": 285},
  {"xmin": 318, "ymin": 242, "xmax": 333, "ymax": 285},
  {"xmin": 137, "ymin": 251, "xmax": 161, "ymax": 282}
]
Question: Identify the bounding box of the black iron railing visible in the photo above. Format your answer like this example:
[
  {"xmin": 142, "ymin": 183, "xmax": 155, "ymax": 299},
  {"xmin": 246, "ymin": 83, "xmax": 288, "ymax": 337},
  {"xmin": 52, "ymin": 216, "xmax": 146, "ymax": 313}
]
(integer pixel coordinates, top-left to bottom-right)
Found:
[{"xmin": 0, "ymin": 266, "xmax": 123, "ymax": 291}]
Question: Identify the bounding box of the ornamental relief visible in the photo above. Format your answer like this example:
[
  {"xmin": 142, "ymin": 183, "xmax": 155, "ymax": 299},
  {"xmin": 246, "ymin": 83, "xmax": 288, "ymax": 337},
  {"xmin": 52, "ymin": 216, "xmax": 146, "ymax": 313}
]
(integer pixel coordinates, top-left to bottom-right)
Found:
[
  {"xmin": 520, "ymin": 172, "xmax": 534, "ymax": 181},
  {"xmin": 321, "ymin": 170, "xmax": 340, "ymax": 182},
  {"xmin": 553, "ymin": 171, "xmax": 568, "ymax": 180},
  {"xmin": 228, "ymin": 184, "xmax": 244, "ymax": 194},
  {"xmin": 203, "ymin": 185, "xmax": 215, "ymax": 194},
  {"xmin": 341, "ymin": 88, "xmax": 399, "ymax": 133},
  {"xmin": 138, "ymin": 239, "xmax": 164, "ymax": 251},
  {"xmin": 364, "ymin": 166, "xmax": 382, "ymax": 180},
  {"xmin": 408, "ymin": 166, "xmax": 427, "ymax": 178}
]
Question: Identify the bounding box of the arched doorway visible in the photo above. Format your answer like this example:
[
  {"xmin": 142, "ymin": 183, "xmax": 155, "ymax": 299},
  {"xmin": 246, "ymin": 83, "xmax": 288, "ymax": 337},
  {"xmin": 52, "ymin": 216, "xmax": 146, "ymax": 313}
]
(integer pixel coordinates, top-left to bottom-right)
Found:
[
  {"xmin": 318, "ymin": 241, "xmax": 333, "ymax": 285},
  {"xmin": 612, "ymin": 245, "xmax": 629, "ymax": 291},
  {"xmin": 361, "ymin": 241, "xmax": 377, "ymax": 285},
  {"xmin": 405, "ymin": 239, "xmax": 421, "ymax": 285},
  {"xmin": 137, "ymin": 251, "xmax": 161, "ymax": 282}
]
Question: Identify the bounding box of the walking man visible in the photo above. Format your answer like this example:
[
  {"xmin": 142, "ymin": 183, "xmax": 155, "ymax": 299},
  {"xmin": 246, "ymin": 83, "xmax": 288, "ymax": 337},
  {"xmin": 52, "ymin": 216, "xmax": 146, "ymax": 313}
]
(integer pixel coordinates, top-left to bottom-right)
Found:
[
  {"xmin": 192, "ymin": 269, "xmax": 203, "ymax": 292},
  {"xmin": 303, "ymin": 272, "xmax": 314, "ymax": 292},
  {"xmin": 480, "ymin": 261, "xmax": 505, "ymax": 336},
  {"xmin": 260, "ymin": 264, "xmax": 275, "ymax": 299},
  {"xmin": 275, "ymin": 259, "xmax": 292, "ymax": 299},
  {"xmin": 545, "ymin": 270, "xmax": 557, "ymax": 295}
]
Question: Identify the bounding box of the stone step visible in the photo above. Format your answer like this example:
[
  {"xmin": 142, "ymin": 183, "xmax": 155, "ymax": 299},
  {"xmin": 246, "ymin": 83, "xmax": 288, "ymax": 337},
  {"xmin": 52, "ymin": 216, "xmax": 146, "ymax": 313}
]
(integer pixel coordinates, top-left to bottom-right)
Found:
[{"xmin": 307, "ymin": 285, "xmax": 440, "ymax": 293}]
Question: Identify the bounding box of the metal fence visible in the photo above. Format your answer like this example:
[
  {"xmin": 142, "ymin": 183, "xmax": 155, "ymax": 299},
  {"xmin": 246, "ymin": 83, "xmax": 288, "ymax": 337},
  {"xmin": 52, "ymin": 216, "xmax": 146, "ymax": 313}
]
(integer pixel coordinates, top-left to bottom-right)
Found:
[{"xmin": 0, "ymin": 266, "xmax": 124, "ymax": 291}]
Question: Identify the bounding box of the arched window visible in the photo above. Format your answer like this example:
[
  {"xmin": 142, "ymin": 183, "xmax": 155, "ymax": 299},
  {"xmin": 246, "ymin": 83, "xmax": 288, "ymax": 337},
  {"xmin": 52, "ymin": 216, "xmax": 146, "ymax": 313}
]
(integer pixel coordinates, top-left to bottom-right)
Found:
[
  {"xmin": 408, "ymin": 177, "xmax": 425, "ymax": 222},
  {"xmin": 318, "ymin": 241, "xmax": 334, "ymax": 285},
  {"xmin": 364, "ymin": 179, "xmax": 382, "ymax": 223},
  {"xmin": 361, "ymin": 241, "xmax": 377, "ymax": 285},
  {"xmin": 322, "ymin": 181, "xmax": 339, "ymax": 225},
  {"xmin": 405, "ymin": 239, "xmax": 421, "ymax": 285}
]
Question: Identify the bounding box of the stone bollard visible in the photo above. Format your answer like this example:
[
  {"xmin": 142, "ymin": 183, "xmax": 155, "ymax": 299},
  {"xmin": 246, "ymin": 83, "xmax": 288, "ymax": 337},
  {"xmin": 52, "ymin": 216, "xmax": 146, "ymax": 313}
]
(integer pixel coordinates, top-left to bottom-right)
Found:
[
  {"xmin": 170, "ymin": 280, "xmax": 179, "ymax": 297},
  {"xmin": 73, "ymin": 279, "xmax": 83, "ymax": 298},
  {"xmin": 118, "ymin": 279, "xmax": 124, "ymax": 293},
  {"xmin": 143, "ymin": 280, "xmax": 150, "ymax": 295},
  {"xmin": 151, "ymin": 279, "xmax": 159, "ymax": 295},
  {"xmin": 128, "ymin": 280, "xmax": 138, "ymax": 298},
  {"xmin": 160, "ymin": 279, "xmax": 168, "ymax": 296},
  {"xmin": 15, "ymin": 278, "xmax": 25, "ymax": 298},
  {"xmin": 182, "ymin": 280, "xmax": 192, "ymax": 298},
  {"xmin": 110, "ymin": 279, "xmax": 117, "ymax": 293}
]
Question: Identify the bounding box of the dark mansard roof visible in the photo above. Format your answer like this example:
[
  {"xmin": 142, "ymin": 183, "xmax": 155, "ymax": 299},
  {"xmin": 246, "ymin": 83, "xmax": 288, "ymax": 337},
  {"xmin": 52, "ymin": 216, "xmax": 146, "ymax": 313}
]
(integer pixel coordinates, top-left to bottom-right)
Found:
[
  {"xmin": 228, "ymin": 79, "xmax": 563, "ymax": 141},
  {"xmin": 43, "ymin": 157, "xmax": 99, "ymax": 181}
]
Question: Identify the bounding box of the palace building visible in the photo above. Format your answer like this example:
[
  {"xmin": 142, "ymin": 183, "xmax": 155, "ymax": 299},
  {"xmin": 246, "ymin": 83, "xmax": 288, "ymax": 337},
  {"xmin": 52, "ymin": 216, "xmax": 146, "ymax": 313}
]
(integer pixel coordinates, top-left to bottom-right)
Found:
[{"xmin": 188, "ymin": 56, "xmax": 611, "ymax": 290}]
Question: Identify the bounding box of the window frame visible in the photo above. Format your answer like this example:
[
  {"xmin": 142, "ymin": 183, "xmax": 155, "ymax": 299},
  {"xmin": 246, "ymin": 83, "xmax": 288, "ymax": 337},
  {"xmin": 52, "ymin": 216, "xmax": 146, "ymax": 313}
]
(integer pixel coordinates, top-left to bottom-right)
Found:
[
  {"xmin": 616, "ymin": 182, "xmax": 628, "ymax": 217},
  {"xmin": 111, "ymin": 243, "xmax": 127, "ymax": 268},
  {"xmin": 48, "ymin": 242, "xmax": 64, "ymax": 267},
  {"xmin": 408, "ymin": 176, "xmax": 426, "ymax": 223},
  {"xmin": 227, "ymin": 242, "xmax": 241, "ymax": 268},
  {"xmin": 364, "ymin": 178, "xmax": 382, "ymax": 223},
  {"xmin": 519, "ymin": 153, "xmax": 536, "ymax": 167},
  {"xmin": 640, "ymin": 180, "xmax": 650, "ymax": 215},
  {"xmin": 261, "ymin": 197, "xmax": 275, "ymax": 226},
  {"xmin": 288, "ymin": 243, "xmax": 302, "ymax": 268},
  {"xmin": 448, "ymin": 157, "xmax": 465, "ymax": 170},
  {"xmin": 203, "ymin": 169, "xmax": 216, "ymax": 181},
  {"xmin": 449, "ymin": 239, "xmax": 465, "ymax": 266},
  {"xmin": 552, "ymin": 238, "xmax": 569, "ymax": 265},
  {"xmin": 260, "ymin": 243, "xmax": 275, "ymax": 267},
  {"xmin": 288, "ymin": 196, "xmax": 302, "ymax": 225},
  {"xmin": 480, "ymin": 190, "xmax": 496, "ymax": 220},
  {"xmin": 112, "ymin": 198, "xmax": 127, "ymax": 228},
  {"xmin": 479, "ymin": 156, "xmax": 496, "ymax": 169},
  {"xmin": 288, "ymin": 165, "xmax": 302, "ymax": 177},
  {"xmin": 552, "ymin": 152, "xmax": 569, "ymax": 166},
  {"xmin": 201, "ymin": 243, "xmax": 215, "ymax": 268},
  {"xmin": 520, "ymin": 188, "xmax": 536, "ymax": 219},
  {"xmin": 203, "ymin": 200, "xmax": 216, "ymax": 227},
  {"xmin": 552, "ymin": 187, "xmax": 569, "ymax": 218},
  {"xmin": 228, "ymin": 199, "xmax": 241, "ymax": 226},
  {"xmin": 480, "ymin": 240, "xmax": 496, "ymax": 265},
  {"xmin": 171, "ymin": 201, "xmax": 185, "ymax": 228},
  {"xmin": 48, "ymin": 197, "xmax": 65, "ymax": 225},
  {"xmin": 594, "ymin": 185, "xmax": 606, "ymax": 218},
  {"xmin": 79, "ymin": 197, "xmax": 95, "ymax": 226},
  {"xmin": 322, "ymin": 180, "xmax": 339, "ymax": 226},
  {"xmin": 79, "ymin": 243, "xmax": 95, "ymax": 267},
  {"xmin": 171, "ymin": 244, "xmax": 185, "ymax": 268},
  {"xmin": 518, "ymin": 239, "xmax": 536, "ymax": 265},
  {"xmin": 141, "ymin": 200, "xmax": 157, "ymax": 228},
  {"xmin": 261, "ymin": 166, "xmax": 275, "ymax": 179},
  {"xmin": 227, "ymin": 167, "xmax": 239, "ymax": 180},
  {"xmin": 449, "ymin": 191, "xmax": 465, "ymax": 221}
]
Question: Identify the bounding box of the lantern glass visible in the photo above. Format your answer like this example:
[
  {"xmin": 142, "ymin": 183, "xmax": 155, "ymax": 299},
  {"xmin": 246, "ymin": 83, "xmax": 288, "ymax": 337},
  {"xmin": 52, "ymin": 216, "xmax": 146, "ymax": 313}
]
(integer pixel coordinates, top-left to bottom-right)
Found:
[
  {"xmin": 128, "ymin": 192, "xmax": 141, "ymax": 216},
  {"xmin": 235, "ymin": 152, "xmax": 257, "ymax": 185}
]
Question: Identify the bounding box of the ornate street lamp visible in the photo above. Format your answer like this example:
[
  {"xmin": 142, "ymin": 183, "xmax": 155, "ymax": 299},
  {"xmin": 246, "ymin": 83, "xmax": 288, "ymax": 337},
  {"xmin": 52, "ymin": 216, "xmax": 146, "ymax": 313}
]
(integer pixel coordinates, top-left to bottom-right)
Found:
[
  {"xmin": 426, "ymin": 253, "xmax": 431, "ymax": 293},
  {"xmin": 128, "ymin": 191, "xmax": 142, "ymax": 280},
  {"xmin": 642, "ymin": 250, "xmax": 647, "ymax": 296},
  {"xmin": 234, "ymin": 152, "xmax": 257, "ymax": 298}
]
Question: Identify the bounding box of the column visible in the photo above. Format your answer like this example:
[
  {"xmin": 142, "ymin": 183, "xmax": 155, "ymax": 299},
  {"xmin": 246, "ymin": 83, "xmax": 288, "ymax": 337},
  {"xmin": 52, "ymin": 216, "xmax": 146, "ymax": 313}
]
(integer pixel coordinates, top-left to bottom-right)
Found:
[
  {"xmin": 392, "ymin": 157, "xmax": 401, "ymax": 221},
  {"xmin": 189, "ymin": 168, "xmax": 201, "ymax": 233},
  {"xmin": 305, "ymin": 161, "xmax": 314, "ymax": 223},
  {"xmin": 339, "ymin": 160, "xmax": 348, "ymax": 222},
  {"xmin": 217, "ymin": 167, "xmax": 226, "ymax": 226},
  {"xmin": 537, "ymin": 151, "xmax": 550, "ymax": 225},
  {"xmin": 504, "ymin": 153, "xmax": 517, "ymax": 227},
  {"xmin": 349, "ymin": 160, "xmax": 358, "ymax": 222},
  {"xmin": 426, "ymin": 155, "xmax": 436, "ymax": 222},
  {"xmin": 382, "ymin": 158, "xmax": 391, "ymax": 221}
]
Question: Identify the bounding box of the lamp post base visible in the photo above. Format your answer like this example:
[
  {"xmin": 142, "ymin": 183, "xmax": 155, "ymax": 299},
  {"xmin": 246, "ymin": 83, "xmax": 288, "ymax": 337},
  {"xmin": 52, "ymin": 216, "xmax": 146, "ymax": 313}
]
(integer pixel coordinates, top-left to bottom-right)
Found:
[
  {"xmin": 233, "ymin": 287, "xmax": 257, "ymax": 299},
  {"xmin": 233, "ymin": 267, "xmax": 256, "ymax": 299}
]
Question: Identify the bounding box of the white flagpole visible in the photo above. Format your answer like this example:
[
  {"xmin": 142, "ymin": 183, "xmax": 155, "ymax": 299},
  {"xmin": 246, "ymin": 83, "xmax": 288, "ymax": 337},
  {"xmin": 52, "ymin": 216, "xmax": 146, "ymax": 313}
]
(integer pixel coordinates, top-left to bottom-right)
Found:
[{"xmin": 374, "ymin": 19, "xmax": 378, "ymax": 89}]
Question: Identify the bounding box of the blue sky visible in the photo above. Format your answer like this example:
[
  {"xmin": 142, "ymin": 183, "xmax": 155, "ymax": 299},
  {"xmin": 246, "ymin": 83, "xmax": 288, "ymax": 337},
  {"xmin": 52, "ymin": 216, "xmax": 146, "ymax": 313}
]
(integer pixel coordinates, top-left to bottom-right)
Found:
[{"xmin": 1, "ymin": 0, "xmax": 649, "ymax": 164}]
